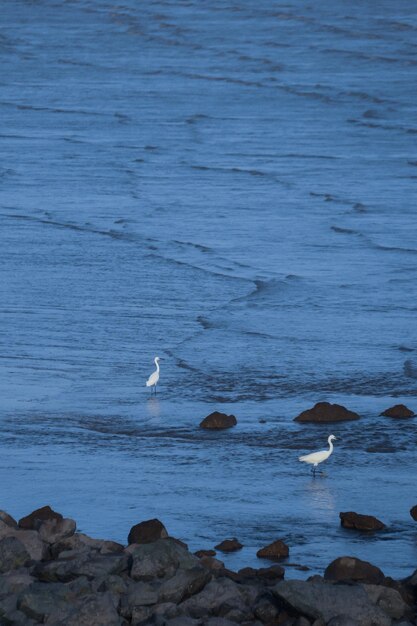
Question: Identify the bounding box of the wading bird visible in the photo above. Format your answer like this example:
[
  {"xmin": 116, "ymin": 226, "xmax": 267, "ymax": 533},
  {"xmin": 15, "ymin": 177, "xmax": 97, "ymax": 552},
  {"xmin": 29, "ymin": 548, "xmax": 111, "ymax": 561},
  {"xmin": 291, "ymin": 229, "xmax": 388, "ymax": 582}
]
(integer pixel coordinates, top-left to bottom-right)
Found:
[
  {"xmin": 299, "ymin": 435, "xmax": 336, "ymax": 476},
  {"xmin": 146, "ymin": 357, "xmax": 161, "ymax": 393}
]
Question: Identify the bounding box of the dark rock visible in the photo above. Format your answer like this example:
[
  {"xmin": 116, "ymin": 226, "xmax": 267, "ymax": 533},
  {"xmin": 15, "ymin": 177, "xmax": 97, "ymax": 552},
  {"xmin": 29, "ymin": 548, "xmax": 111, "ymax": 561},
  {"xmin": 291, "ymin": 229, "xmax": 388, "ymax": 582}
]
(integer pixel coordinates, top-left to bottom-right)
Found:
[
  {"xmin": 0, "ymin": 512, "xmax": 18, "ymax": 529},
  {"xmin": 340, "ymin": 511, "xmax": 385, "ymax": 531},
  {"xmin": 0, "ymin": 569, "xmax": 34, "ymax": 597},
  {"xmin": 179, "ymin": 577, "xmax": 248, "ymax": 619},
  {"xmin": 45, "ymin": 591, "xmax": 120, "ymax": 625},
  {"xmin": 294, "ymin": 402, "xmax": 360, "ymax": 423},
  {"xmin": 256, "ymin": 539, "xmax": 289, "ymax": 560},
  {"xmin": 199, "ymin": 412, "xmax": 237, "ymax": 430},
  {"xmin": 0, "ymin": 521, "xmax": 48, "ymax": 561},
  {"xmin": 1, "ymin": 608, "xmax": 37, "ymax": 625},
  {"xmin": 52, "ymin": 532, "xmax": 124, "ymax": 558},
  {"xmin": 214, "ymin": 538, "xmax": 243, "ymax": 553},
  {"xmin": 39, "ymin": 518, "xmax": 76, "ymax": 545},
  {"xmin": 409, "ymin": 505, "xmax": 417, "ymax": 521},
  {"xmin": 17, "ymin": 581, "xmax": 73, "ymax": 622},
  {"xmin": 327, "ymin": 618, "xmax": 360, "ymax": 626},
  {"xmin": 158, "ymin": 566, "xmax": 211, "ymax": 603},
  {"xmin": 237, "ymin": 564, "xmax": 285, "ymax": 582},
  {"xmin": 128, "ymin": 518, "xmax": 168, "ymax": 545},
  {"xmin": 199, "ymin": 556, "xmax": 224, "ymax": 571},
  {"xmin": 0, "ymin": 537, "xmax": 31, "ymax": 574},
  {"xmin": 194, "ymin": 549, "xmax": 216, "ymax": 558},
  {"xmin": 253, "ymin": 598, "xmax": 280, "ymax": 622},
  {"xmin": 381, "ymin": 404, "xmax": 415, "ymax": 418},
  {"xmin": 362, "ymin": 584, "xmax": 407, "ymax": 620},
  {"xmin": 33, "ymin": 552, "xmax": 129, "ymax": 582},
  {"xmin": 127, "ymin": 580, "xmax": 159, "ymax": 606},
  {"xmin": 324, "ymin": 556, "xmax": 385, "ymax": 584},
  {"xmin": 164, "ymin": 617, "xmax": 201, "ymax": 626},
  {"xmin": 129, "ymin": 538, "xmax": 200, "ymax": 581},
  {"xmin": 273, "ymin": 580, "xmax": 391, "ymax": 626},
  {"xmin": 18, "ymin": 506, "xmax": 63, "ymax": 530}
]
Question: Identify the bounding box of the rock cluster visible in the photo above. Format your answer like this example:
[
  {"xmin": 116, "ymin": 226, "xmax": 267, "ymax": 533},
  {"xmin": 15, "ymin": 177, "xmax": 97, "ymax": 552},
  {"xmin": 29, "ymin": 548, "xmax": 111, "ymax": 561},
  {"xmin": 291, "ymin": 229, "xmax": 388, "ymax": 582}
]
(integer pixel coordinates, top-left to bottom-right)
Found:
[{"xmin": 0, "ymin": 507, "xmax": 416, "ymax": 626}]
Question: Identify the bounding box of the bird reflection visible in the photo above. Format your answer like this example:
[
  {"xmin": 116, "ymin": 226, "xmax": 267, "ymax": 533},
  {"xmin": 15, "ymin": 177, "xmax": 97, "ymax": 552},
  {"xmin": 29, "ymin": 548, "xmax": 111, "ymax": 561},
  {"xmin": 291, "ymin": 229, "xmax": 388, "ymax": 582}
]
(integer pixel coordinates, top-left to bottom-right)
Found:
[
  {"xmin": 146, "ymin": 396, "xmax": 160, "ymax": 417},
  {"xmin": 305, "ymin": 477, "xmax": 336, "ymax": 512}
]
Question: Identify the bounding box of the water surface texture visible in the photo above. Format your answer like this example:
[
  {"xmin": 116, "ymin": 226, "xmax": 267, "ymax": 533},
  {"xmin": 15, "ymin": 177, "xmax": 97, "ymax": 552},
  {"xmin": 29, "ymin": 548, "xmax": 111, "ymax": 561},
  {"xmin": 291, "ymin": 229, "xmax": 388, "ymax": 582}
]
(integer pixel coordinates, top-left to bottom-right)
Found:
[{"xmin": 1, "ymin": 0, "xmax": 417, "ymax": 577}]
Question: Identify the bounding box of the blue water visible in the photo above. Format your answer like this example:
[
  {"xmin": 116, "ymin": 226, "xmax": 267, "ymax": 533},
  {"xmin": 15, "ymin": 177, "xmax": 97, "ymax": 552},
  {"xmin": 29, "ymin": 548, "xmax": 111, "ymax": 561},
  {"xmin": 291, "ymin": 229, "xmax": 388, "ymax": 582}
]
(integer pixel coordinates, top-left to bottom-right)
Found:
[{"xmin": 1, "ymin": 0, "xmax": 417, "ymax": 579}]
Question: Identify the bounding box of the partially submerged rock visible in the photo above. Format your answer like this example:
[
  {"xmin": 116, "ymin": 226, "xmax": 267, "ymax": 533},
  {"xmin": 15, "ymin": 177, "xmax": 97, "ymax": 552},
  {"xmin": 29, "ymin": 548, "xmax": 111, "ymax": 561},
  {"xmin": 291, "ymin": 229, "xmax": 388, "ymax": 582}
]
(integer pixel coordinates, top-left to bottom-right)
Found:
[
  {"xmin": 199, "ymin": 411, "xmax": 237, "ymax": 429},
  {"xmin": 324, "ymin": 556, "xmax": 385, "ymax": 584},
  {"xmin": 127, "ymin": 518, "xmax": 168, "ymax": 545},
  {"xmin": 194, "ymin": 549, "xmax": 216, "ymax": 558},
  {"xmin": 340, "ymin": 511, "xmax": 385, "ymax": 531},
  {"xmin": 214, "ymin": 538, "xmax": 242, "ymax": 553},
  {"xmin": 294, "ymin": 401, "xmax": 360, "ymax": 423},
  {"xmin": 410, "ymin": 505, "xmax": 417, "ymax": 521},
  {"xmin": 380, "ymin": 404, "xmax": 415, "ymax": 418},
  {"xmin": 256, "ymin": 539, "xmax": 289, "ymax": 560}
]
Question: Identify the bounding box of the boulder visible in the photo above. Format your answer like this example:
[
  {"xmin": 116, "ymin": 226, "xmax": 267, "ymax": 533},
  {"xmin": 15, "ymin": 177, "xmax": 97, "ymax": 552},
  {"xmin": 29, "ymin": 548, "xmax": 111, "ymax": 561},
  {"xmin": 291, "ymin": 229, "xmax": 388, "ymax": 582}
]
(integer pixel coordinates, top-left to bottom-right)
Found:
[
  {"xmin": 324, "ymin": 557, "xmax": 385, "ymax": 584},
  {"xmin": 410, "ymin": 505, "xmax": 417, "ymax": 521},
  {"xmin": 194, "ymin": 549, "xmax": 216, "ymax": 558},
  {"xmin": 0, "ymin": 537, "xmax": 31, "ymax": 573},
  {"xmin": 158, "ymin": 566, "xmax": 211, "ymax": 603},
  {"xmin": 199, "ymin": 556, "xmax": 225, "ymax": 571},
  {"xmin": 340, "ymin": 511, "xmax": 385, "ymax": 531},
  {"xmin": 256, "ymin": 539, "xmax": 289, "ymax": 560},
  {"xmin": 294, "ymin": 402, "xmax": 360, "ymax": 423},
  {"xmin": 273, "ymin": 580, "xmax": 391, "ymax": 626},
  {"xmin": 126, "ymin": 580, "xmax": 159, "ymax": 607},
  {"xmin": 129, "ymin": 538, "xmax": 200, "ymax": 581},
  {"xmin": 327, "ymin": 618, "xmax": 360, "ymax": 626},
  {"xmin": 17, "ymin": 581, "xmax": 74, "ymax": 622},
  {"xmin": 0, "ymin": 512, "xmax": 18, "ymax": 529},
  {"xmin": 39, "ymin": 518, "xmax": 76, "ymax": 545},
  {"xmin": 214, "ymin": 538, "xmax": 242, "ymax": 553},
  {"xmin": 33, "ymin": 552, "xmax": 129, "ymax": 583},
  {"xmin": 0, "ymin": 521, "xmax": 48, "ymax": 561},
  {"xmin": 0, "ymin": 569, "xmax": 34, "ymax": 597},
  {"xmin": 128, "ymin": 518, "xmax": 168, "ymax": 545},
  {"xmin": 52, "ymin": 532, "xmax": 123, "ymax": 558},
  {"xmin": 237, "ymin": 564, "xmax": 285, "ymax": 582},
  {"xmin": 363, "ymin": 584, "xmax": 407, "ymax": 620},
  {"xmin": 179, "ymin": 577, "xmax": 249, "ymax": 619},
  {"xmin": 199, "ymin": 412, "xmax": 237, "ymax": 430},
  {"xmin": 380, "ymin": 404, "xmax": 415, "ymax": 418},
  {"xmin": 18, "ymin": 506, "xmax": 63, "ymax": 530},
  {"xmin": 45, "ymin": 591, "xmax": 120, "ymax": 625}
]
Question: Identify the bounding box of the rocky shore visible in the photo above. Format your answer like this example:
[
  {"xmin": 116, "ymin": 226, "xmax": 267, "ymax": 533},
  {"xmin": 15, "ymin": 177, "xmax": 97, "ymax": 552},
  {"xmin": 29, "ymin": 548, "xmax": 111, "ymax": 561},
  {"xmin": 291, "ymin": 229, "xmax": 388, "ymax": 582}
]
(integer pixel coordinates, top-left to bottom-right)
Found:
[{"xmin": 0, "ymin": 507, "xmax": 416, "ymax": 626}]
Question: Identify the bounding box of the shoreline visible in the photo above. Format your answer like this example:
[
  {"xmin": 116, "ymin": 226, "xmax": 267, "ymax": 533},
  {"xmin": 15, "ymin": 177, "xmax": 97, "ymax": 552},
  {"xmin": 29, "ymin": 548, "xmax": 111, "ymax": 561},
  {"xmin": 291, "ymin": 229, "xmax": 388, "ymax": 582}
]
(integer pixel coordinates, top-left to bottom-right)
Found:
[{"xmin": 0, "ymin": 506, "xmax": 416, "ymax": 625}]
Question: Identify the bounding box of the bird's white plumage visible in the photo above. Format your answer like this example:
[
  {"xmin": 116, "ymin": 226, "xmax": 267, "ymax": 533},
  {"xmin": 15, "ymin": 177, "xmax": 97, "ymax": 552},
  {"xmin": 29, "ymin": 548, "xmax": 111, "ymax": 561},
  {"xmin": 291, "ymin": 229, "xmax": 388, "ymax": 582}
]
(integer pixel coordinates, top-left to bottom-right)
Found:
[
  {"xmin": 299, "ymin": 435, "xmax": 336, "ymax": 468},
  {"xmin": 146, "ymin": 357, "xmax": 161, "ymax": 389}
]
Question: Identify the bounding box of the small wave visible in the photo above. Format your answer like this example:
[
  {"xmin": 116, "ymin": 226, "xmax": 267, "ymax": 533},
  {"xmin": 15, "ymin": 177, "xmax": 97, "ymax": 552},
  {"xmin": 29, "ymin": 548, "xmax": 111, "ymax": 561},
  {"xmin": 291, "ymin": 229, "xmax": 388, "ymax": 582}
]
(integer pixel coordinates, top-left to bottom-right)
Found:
[
  {"xmin": 404, "ymin": 360, "xmax": 417, "ymax": 379},
  {"xmin": 331, "ymin": 226, "xmax": 360, "ymax": 235}
]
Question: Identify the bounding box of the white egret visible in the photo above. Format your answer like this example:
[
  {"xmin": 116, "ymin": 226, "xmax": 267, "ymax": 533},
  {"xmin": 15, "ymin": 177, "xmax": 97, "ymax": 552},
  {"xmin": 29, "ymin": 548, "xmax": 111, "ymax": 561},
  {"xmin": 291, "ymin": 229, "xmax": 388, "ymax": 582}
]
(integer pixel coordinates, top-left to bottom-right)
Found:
[
  {"xmin": 146, "ymin": 357, "xmax": 161, "ymax": 393},
  {"xmin": 299, "ymin": 435, "xmax": 336, "ymax": 476}
]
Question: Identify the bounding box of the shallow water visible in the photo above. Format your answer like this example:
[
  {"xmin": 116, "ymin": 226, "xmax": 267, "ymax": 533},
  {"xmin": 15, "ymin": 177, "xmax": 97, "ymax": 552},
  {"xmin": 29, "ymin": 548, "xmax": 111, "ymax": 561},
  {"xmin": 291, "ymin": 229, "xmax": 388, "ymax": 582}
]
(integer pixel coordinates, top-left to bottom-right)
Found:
[{"xmin": 1, "ymin": 0, "xmax": 417, "ymax": 579}]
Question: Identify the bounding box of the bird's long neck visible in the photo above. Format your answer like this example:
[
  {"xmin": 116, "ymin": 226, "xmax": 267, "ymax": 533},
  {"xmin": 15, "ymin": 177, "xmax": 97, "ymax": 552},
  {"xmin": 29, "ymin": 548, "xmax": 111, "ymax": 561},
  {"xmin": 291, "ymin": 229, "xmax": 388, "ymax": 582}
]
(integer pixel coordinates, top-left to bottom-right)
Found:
[
  {"xmin": 328, "ymin": 438, "xmax": 334, "ymax": 454},
  {"xmin": 155, "ymin": 359, "xmax": 160, "ymax": 372}
]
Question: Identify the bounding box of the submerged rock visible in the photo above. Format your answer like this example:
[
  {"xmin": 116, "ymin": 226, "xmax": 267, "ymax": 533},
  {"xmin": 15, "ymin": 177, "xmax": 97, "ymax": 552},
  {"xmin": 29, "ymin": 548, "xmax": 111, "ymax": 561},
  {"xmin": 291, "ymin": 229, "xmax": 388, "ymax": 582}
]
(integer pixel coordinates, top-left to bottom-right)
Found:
[
  {"xmin": 127, "ymin": 518, "xmax": 168, "ymax": 545},
  {"xmin": 199, "ymin": 412, "xmax": 237, "ymax": 429},
  {"xmin": 294, "ymin": 402, "xmax": 360, "ymax": 423},
  {"xmin": 340, "ymin": 511, "xmax": 385, "ymax": 531},
  {"xmin": 324, "ymin": 556, "xmax": 385, "ymax": 584},
  {"xmin": 214, "ymin": 538, "xmax": 242, "ymax": 553},
  {"xmin": 256, "ymin": 539, "xmax": 289, "ymax": 560},
  {"xmin": 380, "ymin": 404, "xmax": 415, "ymax": 418}
]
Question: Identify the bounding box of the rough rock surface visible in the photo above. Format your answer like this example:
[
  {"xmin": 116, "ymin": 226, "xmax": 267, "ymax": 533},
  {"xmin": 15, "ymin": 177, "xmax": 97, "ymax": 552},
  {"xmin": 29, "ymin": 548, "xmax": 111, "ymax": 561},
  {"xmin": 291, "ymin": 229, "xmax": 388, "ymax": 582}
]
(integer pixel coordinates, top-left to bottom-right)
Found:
[
  {"xmin": 256, "ymin": 539, "xmax": 289, "ymax": 560},
  {"xmin": 340, "ymin": 511, "xmax": 385, "ymax": 531},
  {"xmin": 380, "ymin": 404, "xmax": 415, "ymax": 418},
  {"xmin": 199, "ymin": 412, "xmax": 237, "ymax": 429},
  {"xmin": 294, "ymin": 402, "xmax": 360, "ymax": 423},
  {"xmin": 128, "ymin": 518, "xmax": 168, "ymax": 545},
  {"xmin": 214, "ymin": 538, "xmax": 243, "ymax": 553},
  {"xmin": 324, "ymin": 557, "xmax": 385, "ymax": 584}
]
